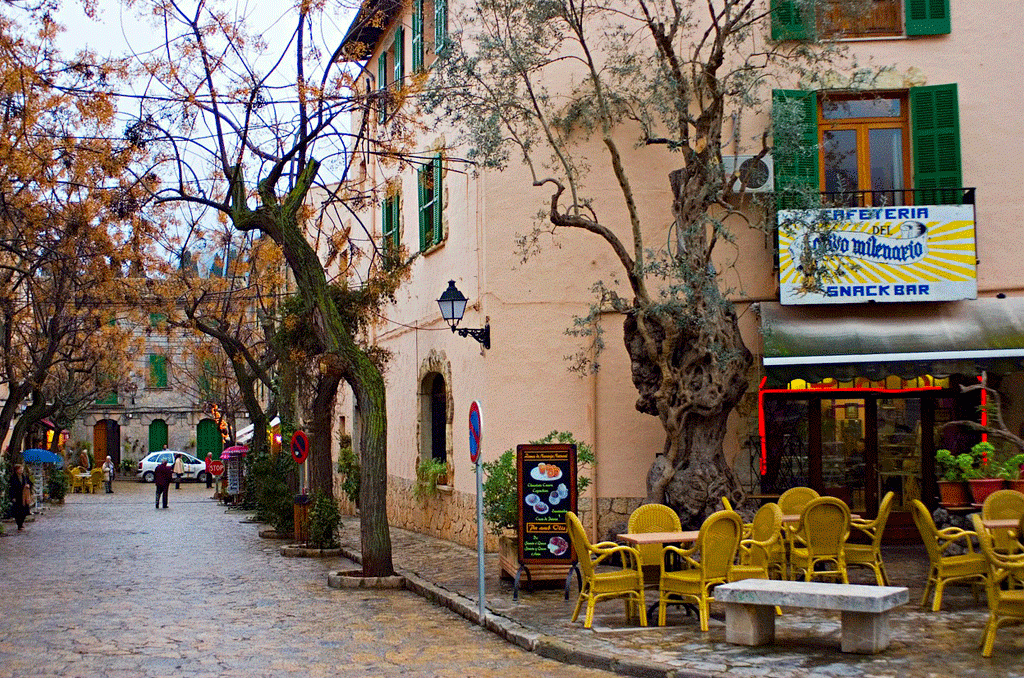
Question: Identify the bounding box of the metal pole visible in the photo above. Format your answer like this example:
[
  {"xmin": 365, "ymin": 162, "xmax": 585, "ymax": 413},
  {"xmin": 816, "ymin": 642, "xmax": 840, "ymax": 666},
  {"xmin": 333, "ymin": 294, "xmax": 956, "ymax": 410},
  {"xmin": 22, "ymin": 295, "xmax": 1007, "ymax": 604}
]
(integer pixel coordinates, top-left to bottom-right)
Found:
[{"xmin": 476, "ymin": 457, "xmax": 486, "ymax": 620}]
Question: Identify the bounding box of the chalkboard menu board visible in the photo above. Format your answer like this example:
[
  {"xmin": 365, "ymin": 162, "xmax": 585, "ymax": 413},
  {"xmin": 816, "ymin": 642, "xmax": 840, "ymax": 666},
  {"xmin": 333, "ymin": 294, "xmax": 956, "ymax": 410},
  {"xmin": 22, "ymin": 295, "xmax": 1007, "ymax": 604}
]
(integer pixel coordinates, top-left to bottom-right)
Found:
[{"xmin": 517, "ymin": 443, "xmax": 577, "ymax": 565}]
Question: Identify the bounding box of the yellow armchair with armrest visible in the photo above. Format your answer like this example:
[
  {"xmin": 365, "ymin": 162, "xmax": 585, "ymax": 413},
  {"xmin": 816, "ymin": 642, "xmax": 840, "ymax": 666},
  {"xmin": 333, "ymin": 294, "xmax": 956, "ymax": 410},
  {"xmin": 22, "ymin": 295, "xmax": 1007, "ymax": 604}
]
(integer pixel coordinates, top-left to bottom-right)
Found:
[
  {"xmin": 909, "ymin": 499, "xmax": 987, "ymax": 611},
  {"xmin": 982, "ymin": 489, "xmax": 1024, "ymax": 554},
  {"xmin": 789, "ymin": 497, "xmax": 851, "ymax": 583},
  {"xmin": 565, "ymin": 511, "xmax": 647, "ymax": 629},
  {"xmin": 627, "ymin": 503, "xmax": 682, "ymax": 582},
  {"xmin": 657, "ymin": 510, "xmax": 743, "ymax": 631},
  {"xmin": 846, "ymin": 491, "xmax": 895, "ymax": 585},
  {"xmin": 971, "ymin": 514, "xmax": 1024, "ymax": 657}
]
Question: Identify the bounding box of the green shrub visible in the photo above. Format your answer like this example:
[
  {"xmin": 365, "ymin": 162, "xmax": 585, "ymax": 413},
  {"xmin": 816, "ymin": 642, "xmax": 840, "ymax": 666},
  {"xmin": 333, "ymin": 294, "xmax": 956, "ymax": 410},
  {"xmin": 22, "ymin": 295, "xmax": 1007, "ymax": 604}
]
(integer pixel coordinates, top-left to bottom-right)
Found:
[
  {"xmin": 414, "ymin": 457, "xmax": 451, "ymax": 501},
  {"xmin": 308, "ymin": 491, "xmax": 342, "ymax": 549},
  {"xmin": 47, "ymin": 467, "xmax": 68, "ymax": 502},
  {"xmin": 247, "ymin": 448, "xmax": 295, "ymax": 533},
  {"xmin": 335, "ymin": 434, "xmax": 360, "ymax": 505}
]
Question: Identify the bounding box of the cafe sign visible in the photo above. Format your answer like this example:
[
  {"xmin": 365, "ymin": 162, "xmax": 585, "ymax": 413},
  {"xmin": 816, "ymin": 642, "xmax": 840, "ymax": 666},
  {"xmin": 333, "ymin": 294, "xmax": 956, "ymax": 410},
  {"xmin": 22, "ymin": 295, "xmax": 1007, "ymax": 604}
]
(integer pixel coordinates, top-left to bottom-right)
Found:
[
  {"xmin": 778, "ymin": 204, "xmax": 976, "ymax": 305},
  {"xmin": 516, "ymin": 443, "xmax": 577, "ymax": 565}
]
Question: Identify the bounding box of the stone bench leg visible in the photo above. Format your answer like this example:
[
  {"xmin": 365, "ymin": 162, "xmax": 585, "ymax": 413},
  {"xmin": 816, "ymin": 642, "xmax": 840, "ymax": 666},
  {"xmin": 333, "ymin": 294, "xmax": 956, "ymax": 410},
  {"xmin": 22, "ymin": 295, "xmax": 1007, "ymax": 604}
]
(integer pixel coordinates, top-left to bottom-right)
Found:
[
  {"xmin": 723, "ymin": 603, "xmax": 775, "ymax": 646},
  {"xmin": 840, "ymin": 610, "xmax": 892, "ymax": 654}
]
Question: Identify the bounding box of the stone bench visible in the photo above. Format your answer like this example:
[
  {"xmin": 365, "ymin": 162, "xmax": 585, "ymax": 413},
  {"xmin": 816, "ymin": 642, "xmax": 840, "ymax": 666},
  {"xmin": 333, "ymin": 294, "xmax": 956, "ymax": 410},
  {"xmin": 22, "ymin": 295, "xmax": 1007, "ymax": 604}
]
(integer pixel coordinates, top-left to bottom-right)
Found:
[{"xmin": 714, "ymin": 579, "xmax": 909, "ymax": 654}]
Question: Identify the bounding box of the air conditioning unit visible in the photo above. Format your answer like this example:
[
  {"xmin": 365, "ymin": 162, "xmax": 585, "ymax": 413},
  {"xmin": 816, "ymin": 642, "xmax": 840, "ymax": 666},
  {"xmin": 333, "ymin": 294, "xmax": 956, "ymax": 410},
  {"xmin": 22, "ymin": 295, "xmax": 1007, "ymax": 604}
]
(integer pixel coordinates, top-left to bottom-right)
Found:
[{"xmin": 723, "ymin": 154, "xmax": 774, "ymax": 193}]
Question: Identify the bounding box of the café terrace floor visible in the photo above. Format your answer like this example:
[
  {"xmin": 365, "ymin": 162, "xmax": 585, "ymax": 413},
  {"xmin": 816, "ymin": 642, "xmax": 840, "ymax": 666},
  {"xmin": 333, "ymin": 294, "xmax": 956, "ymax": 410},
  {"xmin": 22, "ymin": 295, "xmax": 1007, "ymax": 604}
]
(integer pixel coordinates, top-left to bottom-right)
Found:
[{"xmin": 333, "ymin": 521, "xmax": 1023, "ymax": 678}]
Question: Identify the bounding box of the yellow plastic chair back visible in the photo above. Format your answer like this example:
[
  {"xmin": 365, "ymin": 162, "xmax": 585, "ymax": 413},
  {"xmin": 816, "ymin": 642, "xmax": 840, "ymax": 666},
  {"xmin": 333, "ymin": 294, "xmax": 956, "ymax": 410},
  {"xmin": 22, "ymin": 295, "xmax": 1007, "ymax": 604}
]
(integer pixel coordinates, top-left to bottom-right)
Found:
[
  {"xmin": 657, "ymin": 510, "xmax": 743, "ymax": 630},
  {"xmin": 89, "ymin": 468, "xmax": 104, "ymax": 493},
  {"xmin": 790, "ymin": 497, "xmax": 851, "ymax": 582},
  {"xmin": 564, "ymin": 511, "xmax": 647, "ymax": 629},
  {"xmin": 732, "ymin": 502, "xmax": 784, "ymax": 580},
  {"xmin": 627, "ymin": 503, "xmax": 682, "ymax": 569},
  {"xmin": 778, "ymin": 486, "xmax": 820, "ymax": 515},
  {"xmin": 971, "ymin": 514, "xmax": 1024, "ymax": 657},
  {"xmin": 846, "ymin": 491, "xmax": 895, "ymax": 585},
  {"xmin": 910, "ymin": 499, "xmax": 988, "ymax": 611},
  {"xmin": 982, "ymin": 490, "xmax": 1024, "ymax": 554},
  {"xmin": 70, "ymin": 467, "xmax": 85, "ymax": 493}
]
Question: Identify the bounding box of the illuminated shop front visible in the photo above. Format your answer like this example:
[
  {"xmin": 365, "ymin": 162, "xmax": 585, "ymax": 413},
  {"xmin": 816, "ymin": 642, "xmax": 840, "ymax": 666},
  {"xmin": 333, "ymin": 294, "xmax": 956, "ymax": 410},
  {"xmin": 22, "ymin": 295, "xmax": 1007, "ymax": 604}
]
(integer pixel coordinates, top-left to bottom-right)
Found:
[{"xmin": 756, "ymin": 298, "xmax": 1024, "ymax": 542}]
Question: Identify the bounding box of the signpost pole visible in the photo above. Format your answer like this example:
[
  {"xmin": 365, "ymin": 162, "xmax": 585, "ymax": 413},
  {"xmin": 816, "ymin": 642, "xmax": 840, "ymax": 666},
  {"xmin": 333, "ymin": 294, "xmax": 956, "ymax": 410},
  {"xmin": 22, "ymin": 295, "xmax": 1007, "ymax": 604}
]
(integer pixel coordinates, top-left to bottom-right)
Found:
[{"xmin": 469, "ymin": 400, "xmax": 485, "ymax": 622}]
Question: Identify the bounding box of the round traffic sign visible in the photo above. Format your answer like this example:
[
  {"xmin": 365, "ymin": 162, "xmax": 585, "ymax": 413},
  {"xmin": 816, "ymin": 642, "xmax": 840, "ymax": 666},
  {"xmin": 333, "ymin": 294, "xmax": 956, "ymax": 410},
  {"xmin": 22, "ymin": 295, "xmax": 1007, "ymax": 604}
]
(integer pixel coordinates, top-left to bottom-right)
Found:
[
  {"xmin": 469, "ymin": 400, "xmax": 483, "ymax": 463},
  {"xmin": 291, "ymin": 431, "xmax": 309, "ymax": 464}
]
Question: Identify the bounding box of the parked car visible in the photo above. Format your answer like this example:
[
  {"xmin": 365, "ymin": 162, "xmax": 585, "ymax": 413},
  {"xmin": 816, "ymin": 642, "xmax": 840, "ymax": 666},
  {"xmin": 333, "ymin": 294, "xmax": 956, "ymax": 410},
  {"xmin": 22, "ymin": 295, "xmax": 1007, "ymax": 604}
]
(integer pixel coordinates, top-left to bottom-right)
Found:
[{"xmin": 137, "ymin": 451, "xmax": 209, "ymax": 483}]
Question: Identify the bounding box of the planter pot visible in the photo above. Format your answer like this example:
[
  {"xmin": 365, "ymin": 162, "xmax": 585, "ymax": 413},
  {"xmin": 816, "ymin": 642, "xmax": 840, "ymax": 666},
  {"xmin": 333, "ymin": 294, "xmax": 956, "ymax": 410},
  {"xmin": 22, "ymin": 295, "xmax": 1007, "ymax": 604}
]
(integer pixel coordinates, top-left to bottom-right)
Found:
[
  {"xmin": 937, "ymin": 480, "xmax": 969, "ymax": 507},
  {"xmin": 968, "ymin": 478, "xmax": 1005, "ymax": 505},
  {"xmin": 1006, "ymin": 479, "xmax": 1024, "ymax": 494}
]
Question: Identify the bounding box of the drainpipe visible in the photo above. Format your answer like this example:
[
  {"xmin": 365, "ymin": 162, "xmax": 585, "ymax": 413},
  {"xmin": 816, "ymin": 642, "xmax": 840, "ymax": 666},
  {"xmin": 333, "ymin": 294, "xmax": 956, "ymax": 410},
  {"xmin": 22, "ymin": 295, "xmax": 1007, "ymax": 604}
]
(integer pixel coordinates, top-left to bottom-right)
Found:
[{"xmin": 590, "ymin": 318, "xmax": 600, "ymax": 541}]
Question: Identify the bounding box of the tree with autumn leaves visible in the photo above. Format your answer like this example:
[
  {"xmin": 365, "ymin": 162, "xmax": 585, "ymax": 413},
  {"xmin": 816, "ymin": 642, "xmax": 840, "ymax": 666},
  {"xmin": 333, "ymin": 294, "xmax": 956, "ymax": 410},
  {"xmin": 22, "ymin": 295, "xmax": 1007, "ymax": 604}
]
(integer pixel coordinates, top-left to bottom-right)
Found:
[
  {"xmin": 119, "ymin": 0, "xmax": 413, "ymax": 576},
  {"xmin": 0, "ymin": 4, "xmax": 157, "ymax": 456}
]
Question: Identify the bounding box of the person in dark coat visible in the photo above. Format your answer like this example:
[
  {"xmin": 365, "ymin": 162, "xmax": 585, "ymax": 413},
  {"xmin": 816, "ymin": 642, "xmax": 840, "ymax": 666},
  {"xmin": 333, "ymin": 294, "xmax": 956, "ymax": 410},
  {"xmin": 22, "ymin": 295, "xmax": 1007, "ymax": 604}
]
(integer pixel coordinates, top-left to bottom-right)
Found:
[
  {"xmin": 154, "ymin": 460, "xmax": 173, "ymax": 509},
  {"xmin": 8, "ymin": 463, "xmax": 33, "ymax": 530}
]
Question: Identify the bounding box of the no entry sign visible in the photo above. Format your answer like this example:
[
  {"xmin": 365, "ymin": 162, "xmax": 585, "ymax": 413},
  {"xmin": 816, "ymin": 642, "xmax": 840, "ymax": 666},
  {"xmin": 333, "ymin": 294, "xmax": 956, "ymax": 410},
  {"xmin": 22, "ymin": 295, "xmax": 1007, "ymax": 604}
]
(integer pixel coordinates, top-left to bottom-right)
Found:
[
  {"xmin": 469, "ymin": 401, "xmax": 482, "ymax": 463},
  {"xmin": 291, "ymin": 430, "xmax": 309, "ymax": 464}
]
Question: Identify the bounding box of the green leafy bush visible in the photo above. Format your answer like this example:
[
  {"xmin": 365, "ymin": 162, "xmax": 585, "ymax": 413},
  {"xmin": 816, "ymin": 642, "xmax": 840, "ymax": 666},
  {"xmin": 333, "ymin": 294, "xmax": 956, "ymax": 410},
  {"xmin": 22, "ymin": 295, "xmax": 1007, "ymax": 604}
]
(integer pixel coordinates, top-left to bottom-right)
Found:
[
  {"xmin": 414, "ymin": 457, "xmax": 450, "ymax": 501},
  {"xmin": 335, "ymin": 434, "xmax": 360, "ymax": 505},
  {"xmin": 308, "ymin": 491, "xmax": 342, "ymax": 549},
  {"xmin": 47, "ymin": 467, "xmax": 68, "ymax": 502},
  {"xmin": 247, "ymin": 448, "xmax": 295, "ymax": 533}
]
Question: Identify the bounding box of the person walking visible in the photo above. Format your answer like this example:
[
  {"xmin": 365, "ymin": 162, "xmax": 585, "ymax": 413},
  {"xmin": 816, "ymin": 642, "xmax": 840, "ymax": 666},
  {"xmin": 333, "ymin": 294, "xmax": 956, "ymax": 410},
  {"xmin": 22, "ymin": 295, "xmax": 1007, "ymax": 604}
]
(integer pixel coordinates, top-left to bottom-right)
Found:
[
  {"xmin": 154, "ymin": 460, "xmax": 172, "ymax": 509},
  {"xmin": 172, "ymin": 454, "xmax": 184, "ymax": 490},
  {"xmin": 8, "ymin": 463, "xmax": 34, "ymax": 530},
  {"xmin": 101, "ymin": 455, "xmax": 115, "ymax": 494},
  {"xmin": 204, "ymin": 453, "xmax": 213, "ymax": 488}
]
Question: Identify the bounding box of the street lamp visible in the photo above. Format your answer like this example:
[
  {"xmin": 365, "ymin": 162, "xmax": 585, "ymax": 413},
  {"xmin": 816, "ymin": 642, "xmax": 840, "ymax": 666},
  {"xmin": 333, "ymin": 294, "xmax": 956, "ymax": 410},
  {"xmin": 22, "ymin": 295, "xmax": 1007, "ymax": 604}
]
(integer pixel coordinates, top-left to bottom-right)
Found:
[{"xmin": 437, "ymin": 280, "xmax": 490, "ymax": 350}]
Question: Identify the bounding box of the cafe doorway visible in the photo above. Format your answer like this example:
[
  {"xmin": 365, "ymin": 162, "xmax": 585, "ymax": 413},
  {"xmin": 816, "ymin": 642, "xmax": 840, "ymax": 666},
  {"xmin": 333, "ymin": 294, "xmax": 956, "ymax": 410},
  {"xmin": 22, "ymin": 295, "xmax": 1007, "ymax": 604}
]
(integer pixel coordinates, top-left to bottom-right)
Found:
[{"xmin": 759, "ymin": 377, "xmax": 981, "ymax": 543}]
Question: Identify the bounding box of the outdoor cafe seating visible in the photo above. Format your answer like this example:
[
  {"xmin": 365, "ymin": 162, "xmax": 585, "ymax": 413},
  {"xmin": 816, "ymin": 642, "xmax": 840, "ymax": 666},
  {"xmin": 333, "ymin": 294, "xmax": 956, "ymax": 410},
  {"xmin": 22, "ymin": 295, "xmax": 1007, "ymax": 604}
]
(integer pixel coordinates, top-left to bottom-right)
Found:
[
  {"xmin": 909, "ymin": 498, "xmax": 988, "ymax": 612},
  {"xmin": 971, "ymin": 513, "xmax": 1024, "ymax": 657}
]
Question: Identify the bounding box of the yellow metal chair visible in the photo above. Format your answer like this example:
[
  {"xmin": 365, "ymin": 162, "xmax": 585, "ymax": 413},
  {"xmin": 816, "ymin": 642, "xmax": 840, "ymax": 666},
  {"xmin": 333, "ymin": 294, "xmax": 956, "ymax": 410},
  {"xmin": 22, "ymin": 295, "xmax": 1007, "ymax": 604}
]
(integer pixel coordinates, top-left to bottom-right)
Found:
[
  {"xmin": 909, "ymin": 499, "xmax": 987, "ymax": 611},
  {"xmin": 971, "ymin": 514, "xmax": 1024, "ymax": 657},
  {"xmin": 778, "ymin": 486, "xmax": 820, "ymax": 516},
  {"xmin": 657, "ymin": 510, "xmax": 743, "ymax": 630},
  {"xmin": 69, "ymin": 467, "xmax": 85, "ymax": 493},
  {"xmin": 778, "ymin": 486, "xmax": 820, "ymax": 578},
  {"xmin": 846, "ymin": 491, "xmax": 895, "ymax": 585},
  {"xmin": 627, "ymin": 503, "xmax": 682, "ymax": 582},
  {"xmin": 565, "ymin": 511, "xmax": 647, "ymax": 629},
  {"xmin": 729, "ymin": 502, "xmax": 784, "ymax": 582},
  {"xmin": 982, "ymin": 489, "xmax": 1024, "ymax": 554},
  {"xmin": 789, "ymin": 497, "xmax": 851, "ymax": 583},
  {"xmin": 88, "ymin": 468, "xmax": 104, "ymax": 494}
]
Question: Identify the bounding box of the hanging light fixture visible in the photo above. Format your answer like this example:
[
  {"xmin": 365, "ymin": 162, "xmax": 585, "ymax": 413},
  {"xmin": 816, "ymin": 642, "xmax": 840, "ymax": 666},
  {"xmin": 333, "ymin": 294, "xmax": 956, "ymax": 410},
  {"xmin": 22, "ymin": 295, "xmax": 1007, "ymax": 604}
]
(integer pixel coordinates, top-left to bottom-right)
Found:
[{"xmin": 437, "ymin": 280, "xmax": 490, "ymax": 349}]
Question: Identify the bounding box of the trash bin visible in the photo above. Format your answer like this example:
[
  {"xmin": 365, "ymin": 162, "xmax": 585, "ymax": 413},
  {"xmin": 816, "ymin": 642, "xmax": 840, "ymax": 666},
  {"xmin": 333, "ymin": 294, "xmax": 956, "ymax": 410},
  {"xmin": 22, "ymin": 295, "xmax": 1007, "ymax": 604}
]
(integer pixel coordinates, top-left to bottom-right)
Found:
[{"xmin": 294, "ymin": 494, "xmax": 310, "ymax": 544}]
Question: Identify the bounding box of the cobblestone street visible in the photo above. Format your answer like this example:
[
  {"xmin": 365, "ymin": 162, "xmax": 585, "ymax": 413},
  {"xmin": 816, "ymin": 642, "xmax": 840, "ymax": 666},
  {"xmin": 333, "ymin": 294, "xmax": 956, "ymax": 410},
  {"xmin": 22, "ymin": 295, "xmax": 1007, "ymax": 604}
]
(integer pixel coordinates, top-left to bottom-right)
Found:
[{"xmin": 0, "ymin": 480, "xmax": 613, "ymax": 678}]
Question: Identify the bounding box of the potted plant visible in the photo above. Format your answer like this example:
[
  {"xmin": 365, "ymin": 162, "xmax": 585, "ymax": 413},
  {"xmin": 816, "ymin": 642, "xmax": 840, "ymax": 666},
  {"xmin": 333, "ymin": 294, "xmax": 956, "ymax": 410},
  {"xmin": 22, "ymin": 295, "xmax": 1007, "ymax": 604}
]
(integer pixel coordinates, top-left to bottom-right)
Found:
[
  {"xmin": 934, "ymin": 448, "xmax": 970, "ymax": 507},
  {"xmin": 414, "ymin": 457, "xmax": 451, "ymax": 501},
  {"xmin": 965, "ymin": 441, "xmax": 1004, "ymax": 505},
  {"xmin": 994, "ymin": 452, "xmax": 1024, "ymax": 493}
]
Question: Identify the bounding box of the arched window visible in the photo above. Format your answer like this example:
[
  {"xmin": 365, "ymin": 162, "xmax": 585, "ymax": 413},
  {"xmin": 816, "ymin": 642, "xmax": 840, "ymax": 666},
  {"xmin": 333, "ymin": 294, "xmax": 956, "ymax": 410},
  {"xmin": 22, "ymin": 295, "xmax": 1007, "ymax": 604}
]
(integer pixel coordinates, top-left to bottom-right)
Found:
[{"xmin": 430, "ymin": 373, "xmax": 447, "ymax": 463}]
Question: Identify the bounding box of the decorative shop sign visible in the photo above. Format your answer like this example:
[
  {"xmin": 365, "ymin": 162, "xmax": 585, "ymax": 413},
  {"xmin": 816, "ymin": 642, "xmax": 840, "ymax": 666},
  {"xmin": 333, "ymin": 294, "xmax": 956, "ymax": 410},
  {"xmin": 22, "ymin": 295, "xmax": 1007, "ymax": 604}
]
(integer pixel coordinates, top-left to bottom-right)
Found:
[
  {"xmin": 516, "ymin": 443, "xmax": 577, "ymax": 565},
  {"xmin": 778, "ymin": 204, "xmax": 976, "ymax": 305}
]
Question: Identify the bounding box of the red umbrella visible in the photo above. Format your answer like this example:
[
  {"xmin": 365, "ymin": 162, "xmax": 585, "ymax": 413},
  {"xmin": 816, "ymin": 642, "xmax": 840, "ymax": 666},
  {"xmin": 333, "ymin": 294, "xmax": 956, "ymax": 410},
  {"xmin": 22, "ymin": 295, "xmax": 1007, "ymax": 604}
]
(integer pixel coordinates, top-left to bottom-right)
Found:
[{"xmin": 221, "ymin": 445, "xmax": 248, "ymax": 459}]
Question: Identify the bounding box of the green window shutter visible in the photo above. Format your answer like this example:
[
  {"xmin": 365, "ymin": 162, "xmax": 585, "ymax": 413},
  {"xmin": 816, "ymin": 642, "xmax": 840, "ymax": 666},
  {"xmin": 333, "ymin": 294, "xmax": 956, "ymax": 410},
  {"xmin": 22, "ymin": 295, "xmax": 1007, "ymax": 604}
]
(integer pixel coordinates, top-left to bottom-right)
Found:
[
  {"xmin": 382, "ymin": 195, "xmax": 400, "ymax": 262},
  {"xmin": 96, "ymin": 391, "xmax": 118, "ymax": 406},
  {"xmin": 905, "ymin": 0, "xmax": 951, "ymax": 36},
  {"xmin": 149, "ymin": 354, "xmax": 168, "ymax": 388},
  {"xmin": 149, "ymin": 313, "xmax": 167, "ymax": 327},
  {"xmin": 377, "ymin": 51, "xmax": 388, "ymax": 123},
  {"xmin": 412, "ymin": 0, "xmax": 424, "ymax": 71},
  {"xmin": 434, "ymin": 0, "xmax": 447, "ymax": 54},
  {"xmin": 910, "ymin": 83, "xmax": 962, "ymax": 204},
  {"xmin": 393, "ymin": 26, "xmax": 404, "ymax": 84},
  {"xmin": 391, "ymin": 194, "xmax": 401, "ymax": 252},
  {"xmin": 772, "ymin": 89, "xmax": 819, "ymax": 210},
  {"xmin": 770, "ymin": 0, "xmax": 812, "ymax": 41},
  {"xmin": 418, "ymin": 163, "xmax": 429, "ymax": 251},
  {"xmin": 432, "ymin": 157, "xmax": 443, "ymax": 245}
]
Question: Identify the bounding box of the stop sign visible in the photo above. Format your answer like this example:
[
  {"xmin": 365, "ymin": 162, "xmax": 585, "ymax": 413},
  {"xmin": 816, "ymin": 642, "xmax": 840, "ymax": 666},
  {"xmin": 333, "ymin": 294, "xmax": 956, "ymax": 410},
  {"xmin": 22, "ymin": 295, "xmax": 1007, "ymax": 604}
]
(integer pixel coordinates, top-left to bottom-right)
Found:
[{"xmin": 208, "ymin": 459, "xmax": 225, "ymax": 476}]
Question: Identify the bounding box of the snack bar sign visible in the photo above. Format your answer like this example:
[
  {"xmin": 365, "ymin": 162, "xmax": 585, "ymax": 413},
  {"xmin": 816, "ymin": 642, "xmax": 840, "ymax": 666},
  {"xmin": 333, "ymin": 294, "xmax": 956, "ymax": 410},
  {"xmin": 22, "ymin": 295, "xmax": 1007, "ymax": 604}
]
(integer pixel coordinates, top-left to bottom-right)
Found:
[
  {"xmin": 778, "ymin": 204, "xmax": 977, "ymax": 305},
  {"xmin": 517, "ymin": 444, "xmax": 577, "ymax": 565}
]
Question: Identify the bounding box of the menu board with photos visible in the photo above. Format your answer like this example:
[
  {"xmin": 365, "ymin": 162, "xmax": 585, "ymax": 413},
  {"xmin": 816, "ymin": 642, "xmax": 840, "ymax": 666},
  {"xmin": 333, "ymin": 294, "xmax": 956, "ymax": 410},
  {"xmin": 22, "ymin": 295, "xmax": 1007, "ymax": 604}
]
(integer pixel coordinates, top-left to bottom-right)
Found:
[{"xmin": 517, "ymin": 443, "xmax": 577, "ymax": 565}]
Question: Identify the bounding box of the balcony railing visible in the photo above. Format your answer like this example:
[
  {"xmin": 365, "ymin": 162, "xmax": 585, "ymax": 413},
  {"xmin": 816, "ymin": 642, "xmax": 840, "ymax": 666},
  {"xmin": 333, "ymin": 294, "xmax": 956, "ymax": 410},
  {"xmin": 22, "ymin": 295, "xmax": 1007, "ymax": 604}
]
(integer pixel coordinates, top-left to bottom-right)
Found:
[{"xmin": 818, "ymin": 187, "xmax": 975, "ymax": 209}]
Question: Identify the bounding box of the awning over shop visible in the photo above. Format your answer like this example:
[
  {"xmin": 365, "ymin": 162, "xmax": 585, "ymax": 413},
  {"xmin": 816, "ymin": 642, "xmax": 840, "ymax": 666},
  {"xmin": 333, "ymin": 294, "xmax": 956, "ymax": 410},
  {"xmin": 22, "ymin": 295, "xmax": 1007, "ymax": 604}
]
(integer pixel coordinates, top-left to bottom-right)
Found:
[
  {"xmin": 236, "ymin": 417, "xmax": 280, "ymax": 445},
  {"xmin": 759, "ymin": 298, "xmax": 1024, "ymax": 384}
]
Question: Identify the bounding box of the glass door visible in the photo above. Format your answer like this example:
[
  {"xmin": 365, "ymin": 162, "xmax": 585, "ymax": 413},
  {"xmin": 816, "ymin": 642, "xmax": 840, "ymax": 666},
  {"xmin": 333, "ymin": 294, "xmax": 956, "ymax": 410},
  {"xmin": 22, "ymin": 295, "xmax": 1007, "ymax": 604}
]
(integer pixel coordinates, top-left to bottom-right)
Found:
[
  {"xmin": 820, "ymin": 399, "xmax": 867, "ymax": 514},
  {"xmin": 876, "ymin": 398, "xmax": 923, "ymax": 512}
]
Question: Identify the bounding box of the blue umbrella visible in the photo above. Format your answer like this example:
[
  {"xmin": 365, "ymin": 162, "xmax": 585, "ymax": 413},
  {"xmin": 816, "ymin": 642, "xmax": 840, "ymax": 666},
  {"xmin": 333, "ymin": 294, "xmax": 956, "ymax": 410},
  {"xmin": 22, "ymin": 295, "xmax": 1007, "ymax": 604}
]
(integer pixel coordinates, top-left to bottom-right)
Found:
[{"xmin": 22, "ymin": 448, "xmax": 64, "ymax": 468}]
